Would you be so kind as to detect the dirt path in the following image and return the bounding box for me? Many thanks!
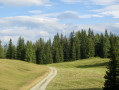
[30,67,57,90]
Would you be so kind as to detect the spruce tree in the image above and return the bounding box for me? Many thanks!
[75,32,81,60]
[24,41,36,63]
[99,30,111,58]
[16,37,25,60]
[7,39,13,59]
[59,34,64,62]
[94,33,100,57]
[104,30,111,58]
[12,45,17,59]
[87,38,95,57]
[99,33,105,58]
[36,38,45,64]
[55,47,60,63]
[80,30,88,58]
[59,44,64,62]
[63,36,69,61]
[87,29,95,57]
[52,34,61,63]
[103,35,119,89]
[3,44,8,58]
[45,39,53,64]
[69,31,76,60]
[0,40,4,58]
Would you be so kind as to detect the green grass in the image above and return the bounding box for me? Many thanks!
[47,57,109,90]
[0,59,50,90]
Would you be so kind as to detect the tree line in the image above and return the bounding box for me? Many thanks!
[0,29,117,64]
[0,28,119,89]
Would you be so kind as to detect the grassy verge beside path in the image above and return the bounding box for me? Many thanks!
[47,57,109,90]
[0,59,50,90]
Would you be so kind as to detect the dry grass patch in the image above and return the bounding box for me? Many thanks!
[0,59,50,90]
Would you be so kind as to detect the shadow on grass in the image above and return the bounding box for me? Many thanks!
[62,88,102,90]
[0,88,7,90]
[76,62,108,68]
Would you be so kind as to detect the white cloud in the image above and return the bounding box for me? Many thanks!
[100,11,119,18]
[0,0,50,6]
[0,28,50,44]
[0,15,63,44]
[0,15,119,44]
[61,0,119,6]
[29,10,42,14]
[61,0,81,4]
[92,4,119,18]
[57,11,103,19]
[90,0,118,5]
[57,11,79,19]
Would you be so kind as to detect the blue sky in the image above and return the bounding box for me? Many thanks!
[0,0,119,44]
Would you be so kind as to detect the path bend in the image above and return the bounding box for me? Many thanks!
[30,67,57,90]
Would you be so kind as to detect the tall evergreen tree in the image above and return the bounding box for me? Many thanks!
[59,44,64,62]
[63,36,69,61]
[69,31,76,60]
[44,39,53,64]
[24,41,36,63]
[12,45,17,59]
[0,40,4,58]
[16,37,25,60]
[59,34,64,62]
[104,30,111,58]
[36,38,45,64]
[99,33,105,58]
[94,33,100,57]
[103,35,119,89]
[7,39,13,59]
[75,32,80,60]
[80,30,88,58]
[87,29,95,57]
[3,44,8,58]
[52,33,61,63]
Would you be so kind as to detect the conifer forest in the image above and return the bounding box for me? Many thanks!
[0,29,119,89]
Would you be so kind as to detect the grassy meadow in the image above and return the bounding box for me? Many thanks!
[47,57,109,90]
[0,59,50,90]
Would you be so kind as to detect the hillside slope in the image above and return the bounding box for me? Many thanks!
[47,57,109,90]
[0,59,50,90]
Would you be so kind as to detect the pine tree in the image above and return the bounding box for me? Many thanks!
[24,41,36,63]
[0,40,4,58]
[63,36,69,61]
[36,38,45,64]
[44,39,53,64]
[52,33,61,63]
[104,30,111,58]
[69,31,76,60]
[80,30,88,58]
[72,41,76,60]
[99,33,105,58]
[12,45,17,59]
[59,44,64,62]
[7,39,13,59]
[103,35,119,90]
[94,33,100,57]
[3,44,8,58]
[75,31,81,60]
[16,37,25,60]
[87,29,95,57]
[59,34,64,62]
[87,38,95,57]
[55,47,60,63]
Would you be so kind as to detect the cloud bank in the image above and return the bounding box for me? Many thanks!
[0,0,50,6]
[0,15,119,44]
